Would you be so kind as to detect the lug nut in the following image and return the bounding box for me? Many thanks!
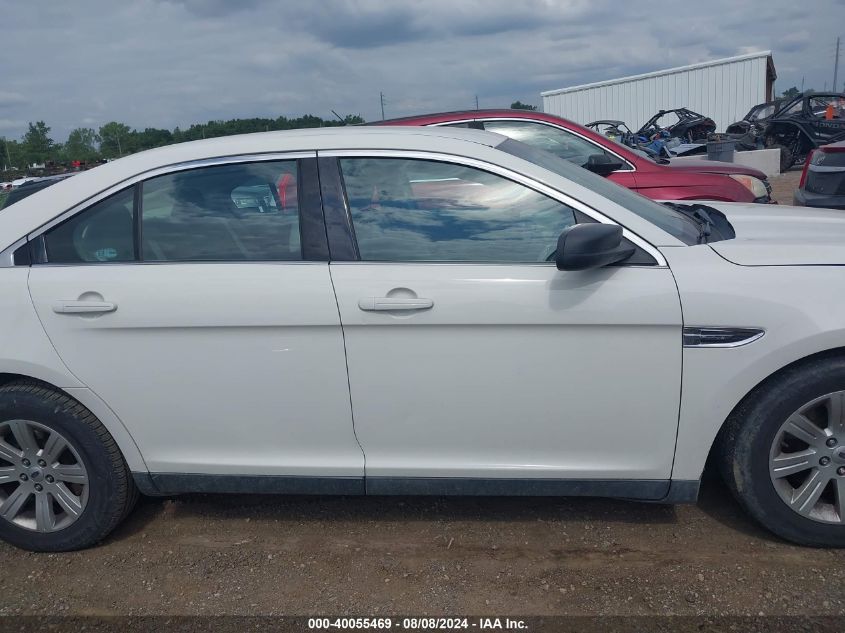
[820,457,831,466]
[838,467,845,476]
[37,459,46,468]
[45,475,54,483]
[827,438,838,447]
[34,484,43,492]
[21,459,30,467]
[19,474,28,481]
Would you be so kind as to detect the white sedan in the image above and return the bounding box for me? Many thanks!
[0,127,843,551]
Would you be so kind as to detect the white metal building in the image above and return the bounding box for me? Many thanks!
[541,51,776,133]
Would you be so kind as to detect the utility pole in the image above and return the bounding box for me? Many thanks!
[475,95,479,110]
[380,91,386,121]
[834,36,841,96]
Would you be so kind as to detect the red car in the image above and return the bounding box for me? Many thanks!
[377,109,773,203]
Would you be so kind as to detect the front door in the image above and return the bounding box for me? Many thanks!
[325,154,681,495]
[28,157,363,482]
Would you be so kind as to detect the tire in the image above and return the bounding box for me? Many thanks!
[719,357,845,547]
[0,380,137,551]
[771,143,794,171]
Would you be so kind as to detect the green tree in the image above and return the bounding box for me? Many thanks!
[781,86,801,99]
[22,121,54,165]
[133,127,174,152]
[0,137,16,170]
[63,128,100,162]
[510,101,537,111]
[98,122,132,158]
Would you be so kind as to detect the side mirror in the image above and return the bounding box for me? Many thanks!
[555,224,636,271]
[584,153,624,177]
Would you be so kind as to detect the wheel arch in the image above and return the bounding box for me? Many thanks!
[703,346,845,476]
[0,371,147,472]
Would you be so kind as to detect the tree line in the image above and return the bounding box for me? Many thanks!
[0,101,539,177]
[0,114,364,176]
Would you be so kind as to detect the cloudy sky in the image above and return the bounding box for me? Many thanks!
[1,0,842,141]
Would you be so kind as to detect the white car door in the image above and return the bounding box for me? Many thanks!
[27,156,364,488]
[320,153,682,497]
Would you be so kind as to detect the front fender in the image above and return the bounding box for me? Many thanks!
[663,247,845,481]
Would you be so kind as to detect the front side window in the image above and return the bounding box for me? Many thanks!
[481,120,619,169]
[340,157,577,262]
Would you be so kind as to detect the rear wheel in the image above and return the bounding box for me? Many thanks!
[0,381,137,551]
[720,357,845,547]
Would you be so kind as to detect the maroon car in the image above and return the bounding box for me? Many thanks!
[377,109,772,203]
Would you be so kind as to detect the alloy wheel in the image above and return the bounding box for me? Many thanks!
[769,392,845,523]
[0,420,89,532]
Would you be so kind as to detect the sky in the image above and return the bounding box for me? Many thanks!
[0,0,843,141]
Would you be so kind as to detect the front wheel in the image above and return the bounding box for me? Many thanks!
[0,381,137,551]
[720,357,845,547]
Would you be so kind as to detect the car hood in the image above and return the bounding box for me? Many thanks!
[699,203,845,265]
[666,159,766,179]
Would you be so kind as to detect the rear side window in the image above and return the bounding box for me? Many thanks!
[44,188,136,263]
[40,160,302,264]
[141,161,300,261]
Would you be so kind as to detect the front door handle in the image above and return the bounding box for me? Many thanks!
[52,300,117,315]
[358,297,434,312]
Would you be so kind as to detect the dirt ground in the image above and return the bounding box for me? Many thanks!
[0,473,843,617]
[0,166,840,621]
[768,167,802,204]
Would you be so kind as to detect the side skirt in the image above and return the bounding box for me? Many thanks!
[133,473,700,503]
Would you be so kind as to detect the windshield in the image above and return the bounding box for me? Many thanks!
[497,138,701,244]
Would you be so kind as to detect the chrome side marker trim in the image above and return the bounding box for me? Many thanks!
[683,327,765,348]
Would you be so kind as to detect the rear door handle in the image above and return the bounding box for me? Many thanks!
[358,297,434,311]
[52,300,117,315]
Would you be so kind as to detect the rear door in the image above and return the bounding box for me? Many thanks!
[320,152,682,496]
[27,156,364,484]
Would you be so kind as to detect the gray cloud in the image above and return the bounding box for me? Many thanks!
[0,0,839,141]
[0,92,28,108]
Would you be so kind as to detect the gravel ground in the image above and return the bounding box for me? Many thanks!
[0,165,839,621]
[0,473,843,617]
[768,167,802,204]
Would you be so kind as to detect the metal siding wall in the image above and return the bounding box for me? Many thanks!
[542,56,768,131]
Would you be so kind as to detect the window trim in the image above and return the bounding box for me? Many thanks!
[15,152,322,266]
[432,118,636,172]
[319,149,664,267]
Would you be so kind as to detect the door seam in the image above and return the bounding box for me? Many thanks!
[327,263,368,477]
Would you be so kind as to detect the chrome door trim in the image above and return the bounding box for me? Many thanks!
[320,149,666,267]
[430,118,636,172]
